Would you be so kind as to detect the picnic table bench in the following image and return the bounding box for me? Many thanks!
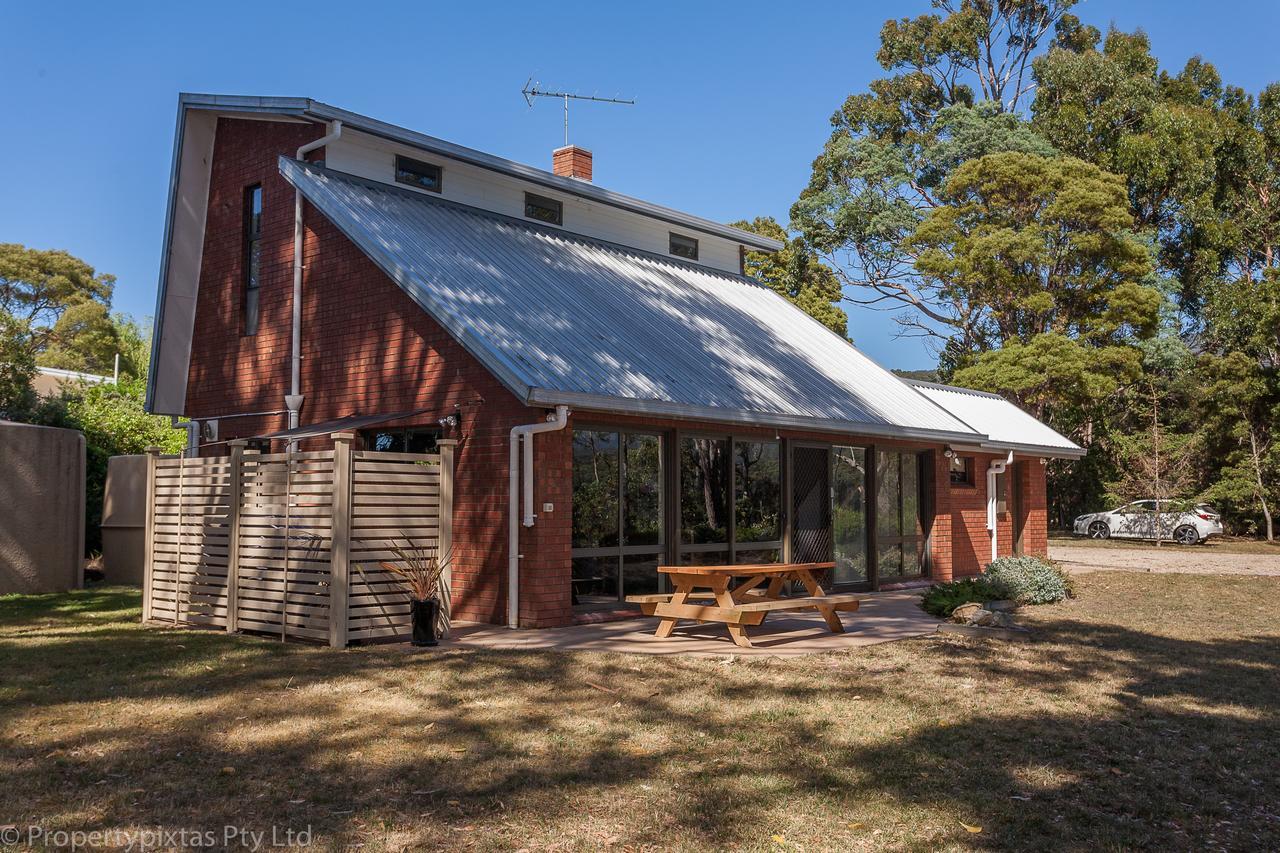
[625,562,861,648]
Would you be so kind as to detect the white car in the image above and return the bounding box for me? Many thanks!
[1073,500,1224,545]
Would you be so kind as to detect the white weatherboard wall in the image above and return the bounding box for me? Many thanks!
[324,128,746,274]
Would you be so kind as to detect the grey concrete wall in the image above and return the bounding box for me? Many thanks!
[0,421,85,594]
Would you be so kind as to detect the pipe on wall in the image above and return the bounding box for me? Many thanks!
[986,451,1014,563]
[289,120,343,433]
[508,405,570,628]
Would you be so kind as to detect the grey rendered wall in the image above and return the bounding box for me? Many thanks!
[0,421,85,593]
[101,455,147,585]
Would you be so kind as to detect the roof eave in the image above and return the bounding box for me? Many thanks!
[980,441,1087,460]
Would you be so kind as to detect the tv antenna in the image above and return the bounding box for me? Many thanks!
[522,78,635,146]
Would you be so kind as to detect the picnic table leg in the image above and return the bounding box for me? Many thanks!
[654,579,691,638]
[794,569,845,634]
[713,578,752,648]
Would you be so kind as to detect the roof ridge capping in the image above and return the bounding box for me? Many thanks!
[177,92,784,253]
[903,378,1007,400]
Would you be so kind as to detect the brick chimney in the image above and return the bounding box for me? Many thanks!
[552,145,593,181]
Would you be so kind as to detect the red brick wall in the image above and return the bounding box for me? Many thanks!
[1016,460,1049,558]
[183,117,571,626]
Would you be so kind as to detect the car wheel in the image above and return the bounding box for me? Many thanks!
[1087,521,1110,540]
[1173,525,1200,546]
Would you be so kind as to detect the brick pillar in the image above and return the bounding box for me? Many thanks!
[1018,459,1049,558]
[928,449,953,583]
[518,425,575,628]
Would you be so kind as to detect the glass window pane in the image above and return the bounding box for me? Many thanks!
[733,548,779,566]
[681,549,729,566]
[624,434,662,546]
[902,453,920,537]
[680,437,729,544]
[572,431,619,549]
[879,542,904,579]
[405,429,439,454]
[622,554,661,597]
[734,440,780,543]
[572,556,618,605]
[876,450,901,538]
[832,446,867,585]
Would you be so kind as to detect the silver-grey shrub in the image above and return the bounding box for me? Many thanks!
[982,555,1070,605]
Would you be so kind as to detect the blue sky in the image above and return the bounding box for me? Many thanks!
[3,0,1278,369]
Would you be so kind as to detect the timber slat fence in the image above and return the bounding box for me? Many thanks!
[142,432,456,647]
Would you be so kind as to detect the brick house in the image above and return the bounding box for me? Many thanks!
[146,94,1083,630]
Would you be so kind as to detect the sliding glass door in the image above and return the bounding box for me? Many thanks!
[832,446,868,585]
[571,430,663,608]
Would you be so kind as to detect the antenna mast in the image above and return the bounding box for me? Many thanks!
[522,78,635,146]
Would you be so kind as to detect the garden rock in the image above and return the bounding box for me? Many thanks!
[984,599,1017,612]
[951,602,985,623]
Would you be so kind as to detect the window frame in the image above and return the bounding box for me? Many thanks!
[570,428,667,605]
[523,192,563,226]
[360,425,442,455]
[669,232,699,261]
[394,154,443,193]
[676,431,783,565]
[948,454,974,486]
[242,184,263,337]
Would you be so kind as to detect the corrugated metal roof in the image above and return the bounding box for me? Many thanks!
[906,380,1084,458]
[281,158,984,442]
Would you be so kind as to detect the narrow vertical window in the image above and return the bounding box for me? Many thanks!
[243,185,262,336]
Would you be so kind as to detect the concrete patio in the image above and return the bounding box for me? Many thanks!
[442,590,940,658]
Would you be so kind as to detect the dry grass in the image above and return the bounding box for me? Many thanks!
[1050,533,1280,556]
[1,574,1278,851]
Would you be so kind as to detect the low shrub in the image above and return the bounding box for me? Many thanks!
[982,555,1072,605]
[921,577,1005,618]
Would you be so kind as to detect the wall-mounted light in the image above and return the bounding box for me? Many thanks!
[1039,457,1048,466]
[943,446,955,459]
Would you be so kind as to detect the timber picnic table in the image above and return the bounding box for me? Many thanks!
[625,562,862,648]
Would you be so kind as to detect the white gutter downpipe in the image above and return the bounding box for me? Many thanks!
[170,416,199,457]
[508,405,570,628]
[289,120,342,432]
[986,451,1014,563]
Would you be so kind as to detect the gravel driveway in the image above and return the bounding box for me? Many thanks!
[1050,542,1280,576]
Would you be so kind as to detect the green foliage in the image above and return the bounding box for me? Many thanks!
[910,150,1157,358]
[982,555,1072,604]
[0,243,117,371]
[34,378,185,553]
[731,217,847,336]
[0,311,37,416]
[921,576,1005,618]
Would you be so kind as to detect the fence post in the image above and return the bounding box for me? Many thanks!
[437,438,457,637]
[329,432,355,649]
[141,446,161,622]
[225,440,247,633]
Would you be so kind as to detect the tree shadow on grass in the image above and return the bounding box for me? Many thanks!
[1,587,1277,849]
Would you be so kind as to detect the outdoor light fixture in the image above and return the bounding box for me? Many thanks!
[437,414,458,429]
[944,447,955,458]
[1040,457,1048,465]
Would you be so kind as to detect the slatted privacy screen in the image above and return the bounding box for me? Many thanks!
[142,434,455,648]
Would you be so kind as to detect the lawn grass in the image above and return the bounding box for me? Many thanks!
[1,574,1278,851]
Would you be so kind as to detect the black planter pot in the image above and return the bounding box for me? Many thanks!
[410,597,440,647]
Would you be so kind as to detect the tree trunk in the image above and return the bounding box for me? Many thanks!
[1248,427,1274,542]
